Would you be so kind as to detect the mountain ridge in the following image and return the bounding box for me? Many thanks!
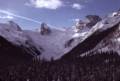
[0,10,120,61]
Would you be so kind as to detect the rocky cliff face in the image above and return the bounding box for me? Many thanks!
[61,15,120,60]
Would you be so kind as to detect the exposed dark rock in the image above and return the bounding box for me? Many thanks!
[61,22,120,60]
[40,23,51,35]
[8,21,22,31]
[65,38,74,48]
[86,15,102,28]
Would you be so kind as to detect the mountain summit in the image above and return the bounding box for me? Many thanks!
[62,10,120,60]
[0,10,120,62]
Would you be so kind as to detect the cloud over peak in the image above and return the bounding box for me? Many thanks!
[26,0,63,10]
[72,3,83,10]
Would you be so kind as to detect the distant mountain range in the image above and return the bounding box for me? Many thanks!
[0,10,120,66]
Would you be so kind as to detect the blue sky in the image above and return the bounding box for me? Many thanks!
[0,0,120,30]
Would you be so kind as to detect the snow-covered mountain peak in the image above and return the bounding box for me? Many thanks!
[0,21,75,60]
[8,21,22,31]
[82,15,120,41]
[0,21,42,56]
[79,15,120,57]
[36,22,67,36]
[1,10,120,60]
[108,10,120,17]
[0,22,27,45]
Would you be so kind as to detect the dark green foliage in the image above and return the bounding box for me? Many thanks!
[0,51,120,81]
[0,36,33,68]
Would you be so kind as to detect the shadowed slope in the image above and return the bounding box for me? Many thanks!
[0,36,33,68]
[61,22,120,60]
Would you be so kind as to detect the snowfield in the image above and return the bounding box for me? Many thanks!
[0,11,120,60]
[80,15,120,57]
[0,21,89,60]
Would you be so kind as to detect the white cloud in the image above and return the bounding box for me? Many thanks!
[0,9,56,28]
[26,0,63,10]
[0,15,14,20]
[0,9,42,24]
[74,18,80,22]
[70,18,80,22]
[72,3,83,10]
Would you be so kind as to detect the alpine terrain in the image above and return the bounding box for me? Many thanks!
[0,9,120,81]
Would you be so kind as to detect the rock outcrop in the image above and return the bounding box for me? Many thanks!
[40,23,51,35]
[86,15,102,28]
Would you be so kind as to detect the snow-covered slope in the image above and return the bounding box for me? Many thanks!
[0,22,27,45]
[24,29,70,60]
[24,24,91,60]
[0,21,89,60]
[61,12,120,59]
[80,15,120,56]
[0,20,92,60]
[2,11,120,60]
[0,21,41,56]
